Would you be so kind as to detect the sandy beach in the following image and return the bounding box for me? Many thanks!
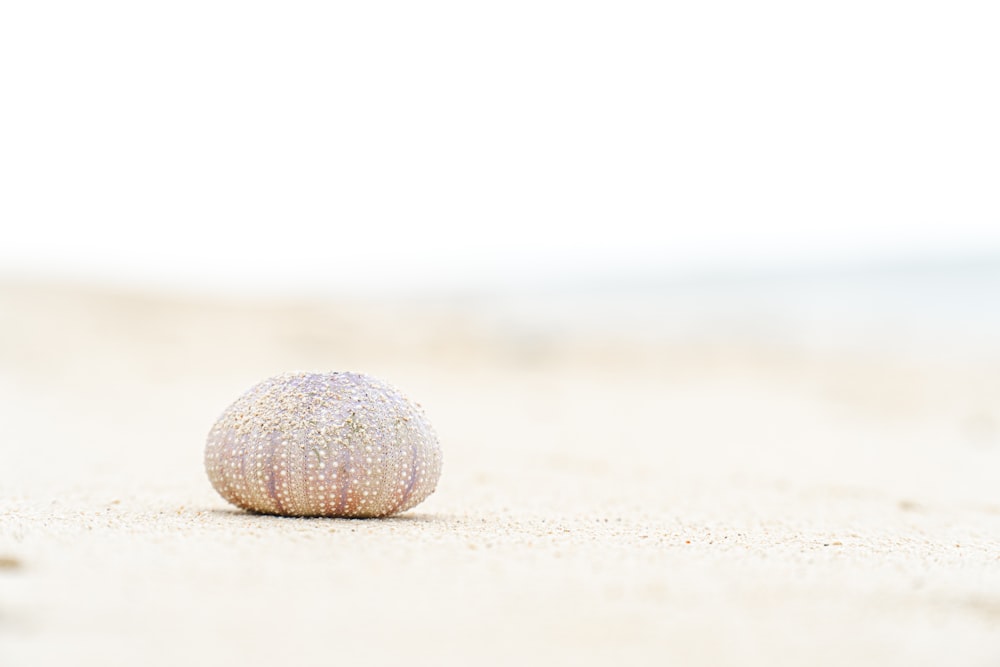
[3,0,999,662]
[1,278,999,666]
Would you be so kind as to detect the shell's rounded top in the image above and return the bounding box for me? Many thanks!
[205,371,442,518]
[212,370,428,435]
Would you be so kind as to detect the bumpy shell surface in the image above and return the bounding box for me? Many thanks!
[205,372,442,517]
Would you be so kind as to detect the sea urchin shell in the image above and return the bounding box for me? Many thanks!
[205,372,442,518]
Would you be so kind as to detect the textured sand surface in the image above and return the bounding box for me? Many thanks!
[1,281,999,666]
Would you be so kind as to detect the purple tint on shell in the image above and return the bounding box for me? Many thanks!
[204,372,442,518]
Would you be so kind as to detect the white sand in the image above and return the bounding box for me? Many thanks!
[1,281,999,666]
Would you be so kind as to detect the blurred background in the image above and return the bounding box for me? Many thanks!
[2,1,999,295]
[2,1,998,359]
[2,2,1000,666]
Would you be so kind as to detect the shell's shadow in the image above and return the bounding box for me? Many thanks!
[205,507,446,524]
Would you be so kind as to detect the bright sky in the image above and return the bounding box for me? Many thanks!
[1,1,998,295]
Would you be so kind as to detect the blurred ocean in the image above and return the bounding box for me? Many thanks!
[2,255,997,367]
[472,257,1000,364]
